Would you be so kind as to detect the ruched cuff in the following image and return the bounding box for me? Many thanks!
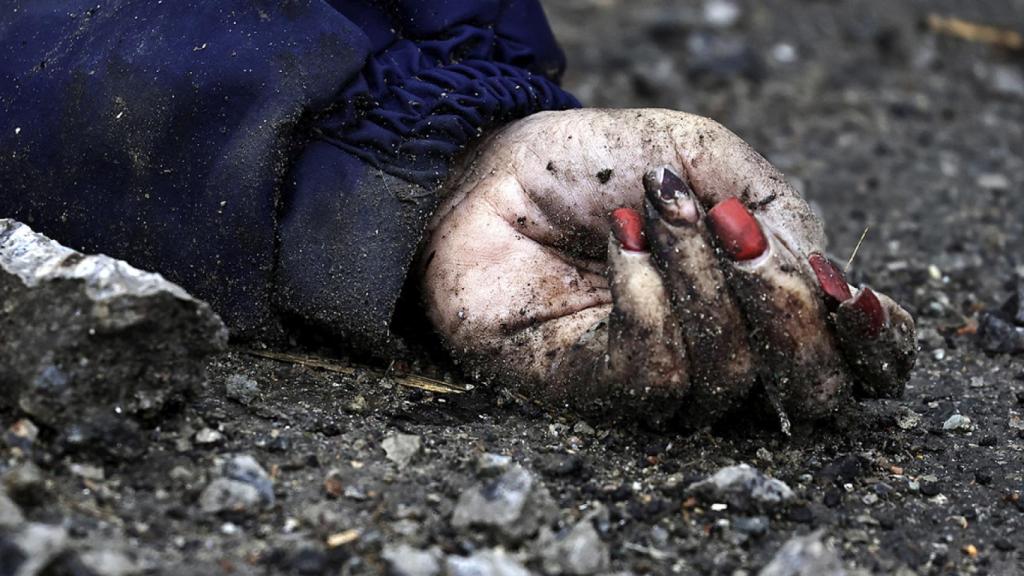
[315,23,581,189]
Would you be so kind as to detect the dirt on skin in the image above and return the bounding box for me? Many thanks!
[3,0,1024,574]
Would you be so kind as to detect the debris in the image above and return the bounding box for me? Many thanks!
[686,464,795,512]
[382,544,442,576]
[0,522,69,576]
[446,549,531,576]
[758,530,846,576]
[538,520,611,575]
[703,0,741,28]
[896,408,922,430]
[382,432,422,469]
[323,469,345,498]
[476,453,513,477]
[325,529,360,548]
[0,488,24,529]
[942,414,973,432]
[79,548,140,576]
[199,454,274,515]
[224,374,261,405]
[0,219,228,450]
[4,418,39,452]
[451,465,557,541]
[195,428,224,445]
[2,461,46,506]
[926,14,1022,50]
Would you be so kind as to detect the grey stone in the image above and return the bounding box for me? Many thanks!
[382,432,422,469]
[686,464,795,512]
[381,544,442,576]
[225,374,260,405]
[476,453,513,477]
[2,461,45,506]
[758,530,846,576]
[78,548,140,576]
[0,522,69,576]
[223,454,274,505]
[445,549,532,576]
[0,488,24,529]
[199,453,274,515]
[199,478,262,515]
[539,521,610,575]
[0,219,228,454]
[451,466,557,542]
[942,414,973,432]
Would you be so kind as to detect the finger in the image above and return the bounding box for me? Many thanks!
[641,166,756,423]
[706,198,851,421]
[807,255,917,398]
[600,208,690,424]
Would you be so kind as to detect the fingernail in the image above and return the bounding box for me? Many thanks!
[706,198,768,261]
[610,207,647,252]
[848,287,886,338]
[809,252,853,307]
[643,167,699,225]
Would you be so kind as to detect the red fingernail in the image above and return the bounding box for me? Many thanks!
[850,287,886,338]
[809,252,853,307]
[611,207,647,252]
[706,198,767,261]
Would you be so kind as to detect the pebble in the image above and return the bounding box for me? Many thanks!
[194,427,224,445]
[901,405,925,428]
[0,522,69,576]
[224,374,260,405]
[758,530,846,576]
[4,418,39,451]
[978,312,1024,354]
[78,548,139,576]
[323,469,344,498]
[345,394,368,414]
[382,432,422,469]
[538,520,611,575]
[446,549,531,576]
[476,453,513,477]
[733,516,769,537]
[199,454,274,514]
[703,0,741,28]
[942,414,973,432]
[2,461,46,506]
[382,544,442,576]
[686,464,795,512]
[0,487,25,529]
[451,465,557,541]
[224,454,274,504]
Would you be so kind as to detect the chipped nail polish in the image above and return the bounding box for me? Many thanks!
[610,207,647,252]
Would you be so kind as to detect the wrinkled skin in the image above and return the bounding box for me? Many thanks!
[418,109,916,428]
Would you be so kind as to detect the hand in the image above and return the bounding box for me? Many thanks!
[418,109,916,428]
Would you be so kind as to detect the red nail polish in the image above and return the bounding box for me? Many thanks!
[849,287,886,338]
[706,198,767,261]
[611,207,647,252]
[809,253,853,307]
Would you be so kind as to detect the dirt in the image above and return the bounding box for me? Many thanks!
[3,0,1024,574]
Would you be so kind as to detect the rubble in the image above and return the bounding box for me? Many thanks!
[382,432,423,469]
[199,454,274,515]
[381,544,442,576]
[451,465,557,542]
[538,520,611,575]
[758,530,847,576]
[445,549,532,576]
[686,464,795,512]
[0,219,228,453]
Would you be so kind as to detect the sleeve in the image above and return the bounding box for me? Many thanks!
[0,0,580,350]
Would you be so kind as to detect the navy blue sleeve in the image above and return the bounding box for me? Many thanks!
[0,1,579,348]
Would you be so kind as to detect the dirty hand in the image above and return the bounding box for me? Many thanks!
[419,109,916,427]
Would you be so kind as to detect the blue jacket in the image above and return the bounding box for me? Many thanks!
[0,0,578,349]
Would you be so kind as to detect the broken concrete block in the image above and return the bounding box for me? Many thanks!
[0,219,228,453]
